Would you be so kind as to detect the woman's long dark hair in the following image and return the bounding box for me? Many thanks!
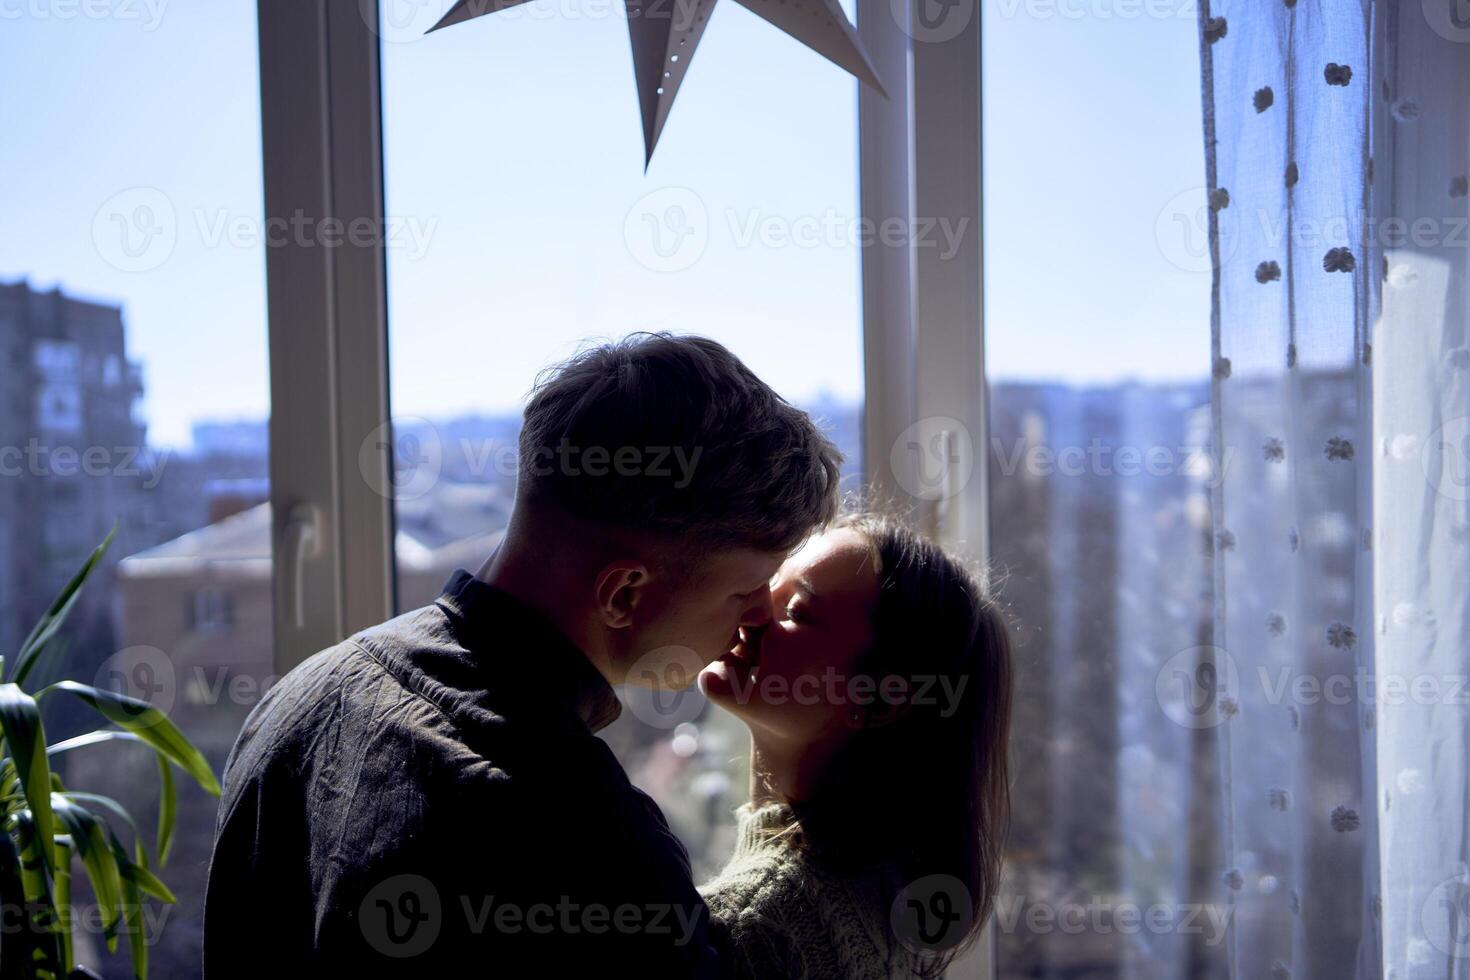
[782,513,1014,977]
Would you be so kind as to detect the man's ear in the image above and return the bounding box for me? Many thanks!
[594,561,651,629]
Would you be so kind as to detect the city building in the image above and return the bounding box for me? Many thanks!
[0,280,145,658]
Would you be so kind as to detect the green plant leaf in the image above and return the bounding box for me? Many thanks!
[156,751,176,867]
[107,825,168,979]
[54,837,75,976]
[11,526,116,688]
[56,790,173,898]
[50,796,122,950]
[46,729,185,869]
[0,684,55,877]
[107,829,175,904]
[46,730,144,757]
[57,792,140,843]
[118,861,148,980]
[123,860,174,906]
[37,682,220,797]
[0,817,52,980]
[0,757,17,811]
[7,810,62,976]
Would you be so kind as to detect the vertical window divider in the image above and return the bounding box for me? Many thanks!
[910,0,988,567]
[859,0,919,511]
[257,0,395,673]
[859,0,993,972]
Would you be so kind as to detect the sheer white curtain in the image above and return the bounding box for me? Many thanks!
[1373,3,1470,978]
[1199,1,1468,978]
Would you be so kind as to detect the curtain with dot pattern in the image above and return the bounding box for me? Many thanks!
[1198,1,1469,978]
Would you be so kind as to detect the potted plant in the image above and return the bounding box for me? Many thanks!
[0,529,219,979]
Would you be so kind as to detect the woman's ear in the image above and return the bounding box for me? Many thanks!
[594,561,650,629]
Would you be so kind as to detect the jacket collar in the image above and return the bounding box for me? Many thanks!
[433,569,622,733]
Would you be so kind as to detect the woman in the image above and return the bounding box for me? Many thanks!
[698,513,1014,980]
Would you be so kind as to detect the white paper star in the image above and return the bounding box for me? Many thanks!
[429,0,886,166]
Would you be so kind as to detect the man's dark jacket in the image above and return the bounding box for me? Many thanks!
[203,569,723,976]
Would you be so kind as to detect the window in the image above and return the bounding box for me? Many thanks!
[981,4,1220,976]
[379,0,865,880]
[1,2,1241,976]
[1,6,270,976]
[188,587,235,633]
[32,338,82,379]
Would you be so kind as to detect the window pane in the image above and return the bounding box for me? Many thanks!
[380,0,863,881]
[981,6,1225,977]
[1,7,268,977]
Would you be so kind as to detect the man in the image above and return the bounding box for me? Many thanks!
[203,333,842,975]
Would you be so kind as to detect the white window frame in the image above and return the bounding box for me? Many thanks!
[858,0,987,559]
[257,0,991,972]
[258,0,396,670]
[858,0,991,972]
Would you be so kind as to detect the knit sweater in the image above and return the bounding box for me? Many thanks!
[699,801,905,980]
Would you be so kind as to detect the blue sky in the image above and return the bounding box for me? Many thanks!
[0,0,1206,449]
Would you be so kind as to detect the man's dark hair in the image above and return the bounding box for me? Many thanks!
[517,333,842,554]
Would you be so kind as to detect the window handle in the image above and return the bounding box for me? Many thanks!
[281,502,322,630]
[935,428,958,538]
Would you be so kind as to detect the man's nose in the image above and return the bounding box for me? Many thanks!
[738,589,773,628]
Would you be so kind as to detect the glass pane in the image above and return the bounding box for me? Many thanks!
[380,1,864,882]
[1,7,268,977]
[981,6,1226,978]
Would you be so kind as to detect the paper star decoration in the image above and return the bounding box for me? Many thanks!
[429,0,886,166]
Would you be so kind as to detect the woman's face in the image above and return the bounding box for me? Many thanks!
[699,528,881,742]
